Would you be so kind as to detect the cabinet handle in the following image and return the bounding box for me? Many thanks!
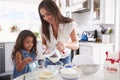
[0,46,4,49]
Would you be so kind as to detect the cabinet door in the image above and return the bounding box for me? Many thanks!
[0,44,5,73]
[79,45,92,56]
[91,0,115,24]
[99,46,114,65]
[5,42,15,72]
[93,45,114,65]
[92,47,101,64]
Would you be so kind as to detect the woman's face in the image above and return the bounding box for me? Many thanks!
[40,8,54,24]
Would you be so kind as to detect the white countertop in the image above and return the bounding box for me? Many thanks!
[0,40,41,43]
[13,67,104,80]
[79,42,114,47]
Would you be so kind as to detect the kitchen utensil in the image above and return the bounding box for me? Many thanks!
[43,48,61,63]
[47,61,63,74]
[29,60,38,71]
[72,55,95,66]
[38,59,45,68]
[81,31,88,41]
[77,64,100,75]
[23,75,25,80]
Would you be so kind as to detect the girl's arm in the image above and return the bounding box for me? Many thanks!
[15,51,32,71]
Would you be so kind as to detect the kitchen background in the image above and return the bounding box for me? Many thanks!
[0,0,120,79]
[0,0,116,43]
[0,0,41,42]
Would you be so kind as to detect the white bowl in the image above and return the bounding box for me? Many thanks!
[78,64,100,75]
[60,68,80,80]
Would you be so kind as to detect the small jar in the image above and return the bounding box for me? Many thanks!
[38,59,45,68]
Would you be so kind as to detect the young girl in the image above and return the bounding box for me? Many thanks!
[11,30,38,78]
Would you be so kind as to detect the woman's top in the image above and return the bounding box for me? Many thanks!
[13,49,37,78]
[42,21,77,58]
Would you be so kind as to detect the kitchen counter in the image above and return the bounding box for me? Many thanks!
[78,42,114,65]
[0,41,15,43]
[13,67,104,80]
[79,42,114,47]
[0,40,41,43]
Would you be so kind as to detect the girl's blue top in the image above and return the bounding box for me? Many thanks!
[13,49,37,79]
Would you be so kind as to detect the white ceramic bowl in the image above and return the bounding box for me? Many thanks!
[78,64,100,75]
[60,68,80,80]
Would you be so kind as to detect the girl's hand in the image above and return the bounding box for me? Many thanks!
[56,41,66,52]
[23,57,33,64]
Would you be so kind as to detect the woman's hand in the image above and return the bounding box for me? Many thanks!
[56,41,66,52]
[42,46,51,55]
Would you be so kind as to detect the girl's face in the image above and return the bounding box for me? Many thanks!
[40,8,54,24]
[23,36,34,52]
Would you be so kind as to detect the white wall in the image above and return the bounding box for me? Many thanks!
[72,11,115,43]
[72,12,101,34]
[115,0,120,51]
[0,1,41,42]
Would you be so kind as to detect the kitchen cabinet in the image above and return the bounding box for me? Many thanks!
[115,0,120,51]
[0,43,5,73]
[91,0,115,24]
[56,0,91,27]
[54,0,91,17]
[79,42,114,65]
[53,0,66,16]
[65,0,90,13]
[5,42,15,72]
[79,45,92,56]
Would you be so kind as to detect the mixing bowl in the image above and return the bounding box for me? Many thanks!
[59,67,80,80]
[78,64,100,75]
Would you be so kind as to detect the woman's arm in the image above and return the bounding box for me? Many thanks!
[41,35,51,54]
[66,29,79,50]
[41,35,47,46]
[57,29,79,51]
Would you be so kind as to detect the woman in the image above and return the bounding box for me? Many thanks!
[38,0,79,66]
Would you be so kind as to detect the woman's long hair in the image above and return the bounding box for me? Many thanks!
[11,30,37,63]
[38,0,73,41]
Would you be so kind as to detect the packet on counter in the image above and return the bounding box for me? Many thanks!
[39,70,54,79]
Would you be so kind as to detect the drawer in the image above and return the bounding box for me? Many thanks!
[79,45,92,56]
